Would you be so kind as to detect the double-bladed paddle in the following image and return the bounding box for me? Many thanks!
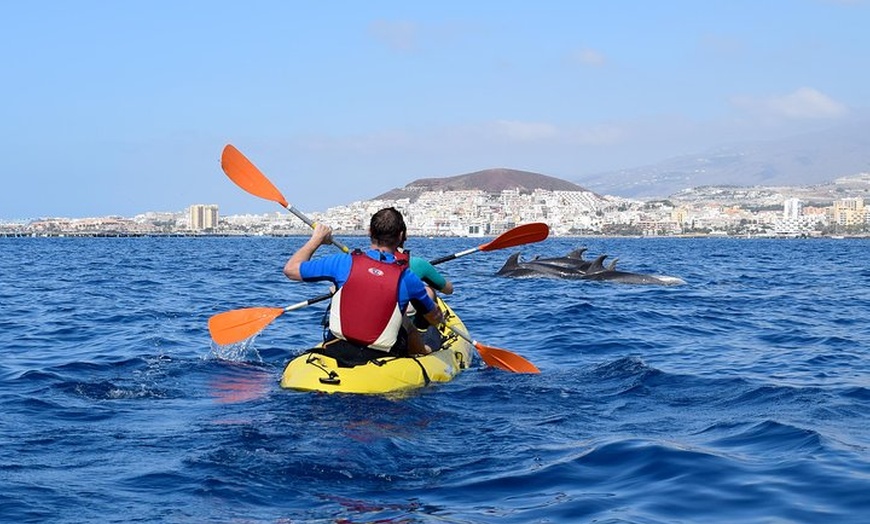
[211,144,547,373]
[207,225,545,372]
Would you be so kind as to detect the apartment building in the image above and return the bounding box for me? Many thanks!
[189,204,219,231]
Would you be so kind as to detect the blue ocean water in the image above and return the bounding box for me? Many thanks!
[1,236,869,523]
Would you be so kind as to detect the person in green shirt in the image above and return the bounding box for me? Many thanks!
[409,256,454,298]
[397,237,454,353]
[404,255,454,352]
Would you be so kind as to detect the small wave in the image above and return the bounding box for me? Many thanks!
[728,383,818,408]
[707,419,825,455]
[15,368,64,383]
[592,356,656,380]
[842,386,870,401]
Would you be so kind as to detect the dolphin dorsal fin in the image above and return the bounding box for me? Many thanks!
[607,257,619,270]
[587,254,608,274]
[504,252,522,267]
[496,252,523,275]
[567,248,587,260]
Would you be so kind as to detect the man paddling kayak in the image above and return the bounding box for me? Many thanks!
[283,207,443,362]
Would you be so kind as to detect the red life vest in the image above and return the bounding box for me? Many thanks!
[329,250,408,350]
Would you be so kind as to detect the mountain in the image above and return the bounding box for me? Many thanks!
[577,119,870,198]
[374,168,592,202]
[670,172,870,207]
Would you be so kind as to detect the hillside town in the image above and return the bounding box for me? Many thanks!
[3,173,869,238]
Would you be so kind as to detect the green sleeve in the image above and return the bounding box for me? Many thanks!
[409,256,448,291]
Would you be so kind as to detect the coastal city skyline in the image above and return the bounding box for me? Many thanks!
[4,172,868,238]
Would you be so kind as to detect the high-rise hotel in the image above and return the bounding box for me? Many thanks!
[830,197,866,227]
[189,204,219,231]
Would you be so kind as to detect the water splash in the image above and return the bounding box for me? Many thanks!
[207,336,263,363]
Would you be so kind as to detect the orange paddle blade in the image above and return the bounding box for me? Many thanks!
[208,307,286,345]
[445,323,539,374]
[220,144,289,208]
[475,342,541,374]
[429,223,550,266]
[481,222,549,252]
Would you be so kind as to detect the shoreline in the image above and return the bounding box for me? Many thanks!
[2,232,867,240]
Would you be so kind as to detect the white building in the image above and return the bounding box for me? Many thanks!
[189,204,219,231]
[783,198,802,220]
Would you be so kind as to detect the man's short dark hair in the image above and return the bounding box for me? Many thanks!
[369,207,407,247]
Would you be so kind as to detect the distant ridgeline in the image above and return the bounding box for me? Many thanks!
[580,118,870,199]
[374,168,598,202]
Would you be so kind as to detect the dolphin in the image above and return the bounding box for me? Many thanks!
[496,249,686,285]
[496,252,588,279]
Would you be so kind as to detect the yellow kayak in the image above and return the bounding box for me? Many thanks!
[279,299,474,394]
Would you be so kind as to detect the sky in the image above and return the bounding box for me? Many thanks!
[2,0,868,220]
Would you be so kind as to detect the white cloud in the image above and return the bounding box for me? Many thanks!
[570,47,606,67]
[492,120,559,141]
[818,0,867,5]
[769,87,848,118]
[566,124,625,146]
[297,119,626,154]
[492,120,624,146]
[699,33,745,57]
[369,20,419,52]
[730,87,848,120]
